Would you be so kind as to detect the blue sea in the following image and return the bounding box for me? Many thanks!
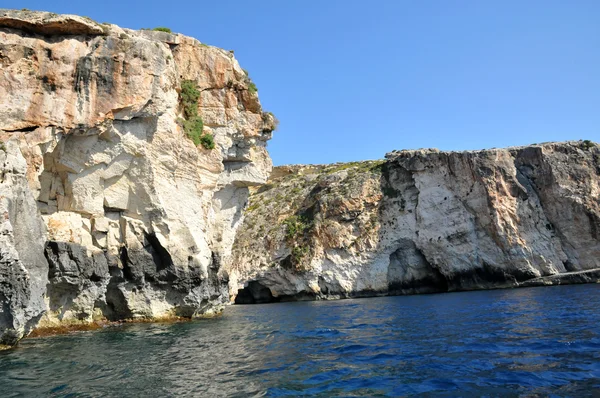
[2,284,600,397]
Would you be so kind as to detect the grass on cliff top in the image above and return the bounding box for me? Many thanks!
[321,160,385,175]
[242,69,258,95]
[139,27,174,33]
[179,80,214,149]
[582,140,596,150]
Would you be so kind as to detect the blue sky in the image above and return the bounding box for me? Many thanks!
[5,1,599,165]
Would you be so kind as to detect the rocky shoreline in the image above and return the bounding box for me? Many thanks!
[0,9,598,347]
[14,270,600,346]
[229,142,600,304]
[0,8,274,345]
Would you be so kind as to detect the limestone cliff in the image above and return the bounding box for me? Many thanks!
[229,141,600,303]
[1,9,599,347]
[0,9,274,343]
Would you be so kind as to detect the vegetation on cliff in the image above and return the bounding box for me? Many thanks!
[236,161,385,272]
[242,69,258,95]
[230,142,600,304]
[0,8,275,344]
[179,80,215,149]
[283,215,313,266]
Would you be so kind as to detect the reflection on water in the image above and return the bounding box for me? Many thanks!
[2,284,600,396]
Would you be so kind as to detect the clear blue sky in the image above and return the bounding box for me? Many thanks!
[6,1,599,165]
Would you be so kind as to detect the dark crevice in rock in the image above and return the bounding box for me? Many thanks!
[445,261,537,291]
[387,240,449,294]
[210,251,221,271]
[587,211,599,240]
[234,281,278,304]
[119,247,137,283]
[103,279,133,321]
[103,205,124,214]
[318,276,329,295]
[0,293,14,336]
[279,255,293,270]
[235,280,319,304]
[278,291,317,302]
[563,260,577,273]
[222,158,251,165]
[40,75,57,92]
[44,241,111,320]
[74,55,93,110]
[1,125,39,133]
[144,232,173,272]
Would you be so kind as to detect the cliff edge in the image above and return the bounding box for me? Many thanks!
[1,9,599,346]
[0,9,274,344]
[229,141,600,303]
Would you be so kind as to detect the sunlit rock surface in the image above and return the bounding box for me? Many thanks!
[229,142,600,303]
[0,9,274,342]
[1,9,599,346]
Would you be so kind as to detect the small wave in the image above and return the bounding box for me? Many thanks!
[333,344,368,354]
[2,284,600,396]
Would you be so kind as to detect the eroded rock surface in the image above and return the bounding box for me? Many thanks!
[229,142,600,302]
[0,141,48,344]
[0,9,274,340]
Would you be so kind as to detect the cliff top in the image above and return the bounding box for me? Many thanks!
[273,140,597,176]
[385,140,597,159]
[0,8,106,35]
[0,9,219,49]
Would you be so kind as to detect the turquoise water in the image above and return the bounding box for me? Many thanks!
[2,284,600,397]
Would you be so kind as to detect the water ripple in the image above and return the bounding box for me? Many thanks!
[2,284,600,396]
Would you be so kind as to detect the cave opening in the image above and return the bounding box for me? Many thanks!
[234,281,280,304]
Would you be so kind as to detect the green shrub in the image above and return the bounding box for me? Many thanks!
[179,80,214,150]
[247,81,258,95]
[291,245,309,264]
[241,69,258,95]
[180,80,201,117]
[283,215,311,242]
[181,116,203,145]
[153,27,172,33]
[582,140,595,150]
[199,133,215,150]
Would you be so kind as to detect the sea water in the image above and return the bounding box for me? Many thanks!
[1,284,600,396]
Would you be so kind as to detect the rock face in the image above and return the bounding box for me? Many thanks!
[0,141,48,344]
[0,9,274,341]
[1,9,598,345]
[229,142,600,303]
